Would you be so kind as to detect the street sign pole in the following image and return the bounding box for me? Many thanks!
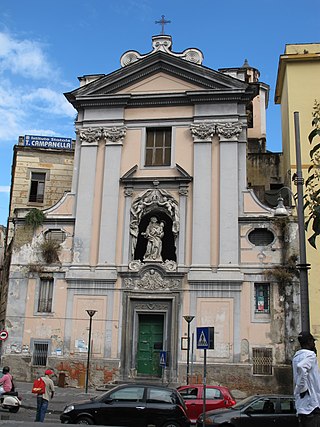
[196,326,214,427]
[159,351,167,384]
[202,348,207,427]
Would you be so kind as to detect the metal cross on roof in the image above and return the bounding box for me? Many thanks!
[155,15,171,35]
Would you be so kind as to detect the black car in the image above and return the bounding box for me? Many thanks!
[196,394,298,427]
[60,383,190,426]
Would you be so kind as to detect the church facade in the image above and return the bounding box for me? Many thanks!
[2,35,299,392]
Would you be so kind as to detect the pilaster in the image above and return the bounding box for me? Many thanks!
[98,126,126,266]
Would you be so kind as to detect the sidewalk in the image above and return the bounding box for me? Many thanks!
[15,381,105,414]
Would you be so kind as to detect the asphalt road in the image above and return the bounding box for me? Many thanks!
[0,380,106,425]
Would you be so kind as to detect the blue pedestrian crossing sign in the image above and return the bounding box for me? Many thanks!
[196,327,214,349]
[159,351,167,367]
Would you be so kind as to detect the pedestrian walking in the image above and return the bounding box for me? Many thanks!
[292,331,320,426]
[35,369,55,422]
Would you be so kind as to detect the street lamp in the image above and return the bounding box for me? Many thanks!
[85,309,97,393]
[273,114,311,334]
[183,315,195,385]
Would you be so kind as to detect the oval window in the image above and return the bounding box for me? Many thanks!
[248,228,274,246]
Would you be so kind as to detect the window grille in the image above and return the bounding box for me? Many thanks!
[29,172,46,203]
[254,283,270,313]
[45,229,66,244]
[145,128,171,166]
[252,347,273,375]
[38,278,53,312]
[248,228,274,246]
[32,341,49,366]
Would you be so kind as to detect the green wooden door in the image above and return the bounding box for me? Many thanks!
[136,314,163,376]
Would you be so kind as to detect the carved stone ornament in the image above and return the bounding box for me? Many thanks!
[120,35,203,67]
[79,127,126,144]
[190,122,215,141]
[216,122,242,139]
[130,188,180,259]
[128,260,144,272]
[79,128,103,144]
[134,303,169,311]
[128,260,177,272]
[124,188,134,197]
[124,270,180,291]
[104,126,126,143]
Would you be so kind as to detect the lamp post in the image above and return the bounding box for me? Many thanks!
[294,111,310,333]
[85,309,97,393]
[183,315,195,385]
[273,113,311,334]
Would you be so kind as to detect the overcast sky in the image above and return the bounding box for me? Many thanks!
[0,0,319,225]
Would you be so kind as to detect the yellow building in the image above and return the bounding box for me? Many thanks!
[275,43,320,337]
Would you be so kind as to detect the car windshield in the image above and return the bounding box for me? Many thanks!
[231,396,262,410]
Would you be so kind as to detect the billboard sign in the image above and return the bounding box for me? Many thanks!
[24,135,72,150]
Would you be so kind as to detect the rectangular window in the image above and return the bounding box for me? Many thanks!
[145,128,171,166]
[38,278,53,313]
[32,341,49,366]
[254,283,270,313]
[29,172,46,203]
[252,347,273,375]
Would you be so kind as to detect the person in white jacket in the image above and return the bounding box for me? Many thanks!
[292,331,320,426]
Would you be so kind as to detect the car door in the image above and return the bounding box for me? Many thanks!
[178,386,200,422]
[275,397,299,427]
[241,397,278,427]
[145,387,181,427]
[95,385,147,426]
[204,387,227,412]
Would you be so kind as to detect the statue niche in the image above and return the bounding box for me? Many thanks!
[130,189,179,263]
[142,216,164,262]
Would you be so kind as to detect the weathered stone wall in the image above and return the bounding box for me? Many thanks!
[2,353,292,395]
[1,354,120,389]
[247,152,284,205]
[10,145,74,218]
[178,363,293,395]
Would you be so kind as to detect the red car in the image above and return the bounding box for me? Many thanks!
[177,384,236,424]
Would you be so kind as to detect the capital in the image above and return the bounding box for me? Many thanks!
[190,122,215,142]
[216,122,242,140]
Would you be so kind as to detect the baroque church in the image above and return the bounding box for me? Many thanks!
[2,33,299,392]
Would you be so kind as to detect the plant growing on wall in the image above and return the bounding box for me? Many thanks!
[304,100,320,248]
[264,254,299,289]
[25,208,46,229]
[40,239,61,264]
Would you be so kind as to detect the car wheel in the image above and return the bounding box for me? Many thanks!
[162,422,181,427]
[9,407,19,413]
[76,416,94,425]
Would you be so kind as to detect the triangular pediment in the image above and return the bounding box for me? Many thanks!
[65,51,257,108]
[120,164,192,185]
[117,72,204,94]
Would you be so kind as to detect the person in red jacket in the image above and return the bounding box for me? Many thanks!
[35,369,55,422]
[0,366,13,395]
